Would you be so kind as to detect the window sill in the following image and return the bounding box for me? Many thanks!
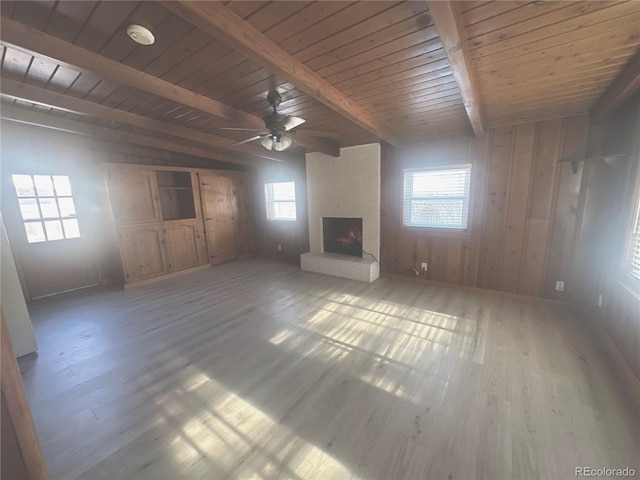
[616,274,640,302]
[402,225,473,239]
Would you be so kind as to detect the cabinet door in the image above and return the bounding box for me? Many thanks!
[164,220,207,272]
[106,167,160,224]
[200,174,237,266]
[119,225,167,283]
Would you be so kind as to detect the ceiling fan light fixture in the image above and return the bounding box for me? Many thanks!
[127,24,155,46]
[261,133,292,152]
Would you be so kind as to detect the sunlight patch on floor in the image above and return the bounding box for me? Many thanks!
[158,373,353,479]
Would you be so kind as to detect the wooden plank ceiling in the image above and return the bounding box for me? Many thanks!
[0,1,639,164]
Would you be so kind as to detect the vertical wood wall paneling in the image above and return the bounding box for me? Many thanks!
[463,131,492,286]
[251,159,309,264]
[543,115,590,300]
[499,123,536,293]
[518,118,564,297]
[571,96,640,380]
[379,114,606,300]
[478,126,514,290]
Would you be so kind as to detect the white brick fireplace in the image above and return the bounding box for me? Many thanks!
[301,143,380,282]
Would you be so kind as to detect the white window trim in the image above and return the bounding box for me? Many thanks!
[265,181,297,222]
[12,174,81,243]
[402,164,472,230]
[627,182,640,282]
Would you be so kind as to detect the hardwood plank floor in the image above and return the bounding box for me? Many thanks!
[18,259,639,480]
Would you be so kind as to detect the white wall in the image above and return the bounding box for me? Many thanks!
[306,143,381,259]
[1,216,37,357]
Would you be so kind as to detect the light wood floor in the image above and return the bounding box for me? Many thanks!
[19,259,639,480]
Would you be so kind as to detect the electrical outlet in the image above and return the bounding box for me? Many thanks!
[555,281,565,292]
[597,293,603,308]
[277,244,282,251]
[421,262,428,272]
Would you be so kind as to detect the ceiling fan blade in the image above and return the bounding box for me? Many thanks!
[288,128,339,140]
[233,134,268,146]
[282,116,306,131]
[220,127,266,132]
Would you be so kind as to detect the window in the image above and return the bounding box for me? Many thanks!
[629,192,640,281]
[403,164,471,229]
[265,181,296,221]
[12,174,81,243]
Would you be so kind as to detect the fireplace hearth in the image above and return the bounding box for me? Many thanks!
[323,217,363,258]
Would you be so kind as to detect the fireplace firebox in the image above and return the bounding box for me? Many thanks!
[323,217,363,258]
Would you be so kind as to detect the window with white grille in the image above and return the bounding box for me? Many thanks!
[265,181,296,221]
[629,193,640,280]
[12,174,81,243]
[403,165,471,229]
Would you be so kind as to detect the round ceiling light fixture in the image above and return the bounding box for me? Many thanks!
[126,24,155,46]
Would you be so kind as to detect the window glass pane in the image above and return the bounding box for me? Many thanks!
[24,222,46,243]
[12,174,35,197]
[408,199,466,228]
[39,198,60,219]
[44,220,64,241]
[403,165,471,229]
[53,176,72,196]
[62,218,81,239]
[18,198,41,220]
[412,169,468,197]
[33,175,55,196]
[273,202,297,221]
[57,197,77,218]
[265,181,297,221]
[272,182,295,201]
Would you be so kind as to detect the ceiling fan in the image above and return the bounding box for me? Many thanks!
[222,92,335,152]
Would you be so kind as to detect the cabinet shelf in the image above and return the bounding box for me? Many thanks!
[156,171,196,221]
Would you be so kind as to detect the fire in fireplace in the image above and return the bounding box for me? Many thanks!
[323,217,363,258]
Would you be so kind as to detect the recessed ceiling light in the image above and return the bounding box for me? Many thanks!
[126,24,155,46]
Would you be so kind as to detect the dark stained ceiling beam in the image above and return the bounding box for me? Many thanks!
[591,49,640,124]
[0,16,337,157]
[160,1,403,147]
[0,105,257,167]
[425,1,486,138]
[0,79,298,163]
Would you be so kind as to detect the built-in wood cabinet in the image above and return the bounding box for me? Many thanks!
[105,164,250,286]
[164,220,207,272]
[107,167,161,224]
[200,173,237,266]
[119,224,167,283]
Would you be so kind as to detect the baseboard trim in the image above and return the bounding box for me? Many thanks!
[382,272,569,306]
[124,264,211,289]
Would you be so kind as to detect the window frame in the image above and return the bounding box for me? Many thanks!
[625,167,640,285]
[11,174,81,243]
[402,164,473,232]
[264,180,297,222]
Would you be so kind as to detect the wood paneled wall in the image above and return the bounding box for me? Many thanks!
[251,160,309,264]
[381,115,590,299]
[571,96,640,380]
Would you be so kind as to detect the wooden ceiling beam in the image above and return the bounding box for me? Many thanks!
[160,1,403,147]
[0,17,336,157]
[591,49,640,123]
[0,79,298,163]
[0,105,257,167]
[425,1,486,138]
